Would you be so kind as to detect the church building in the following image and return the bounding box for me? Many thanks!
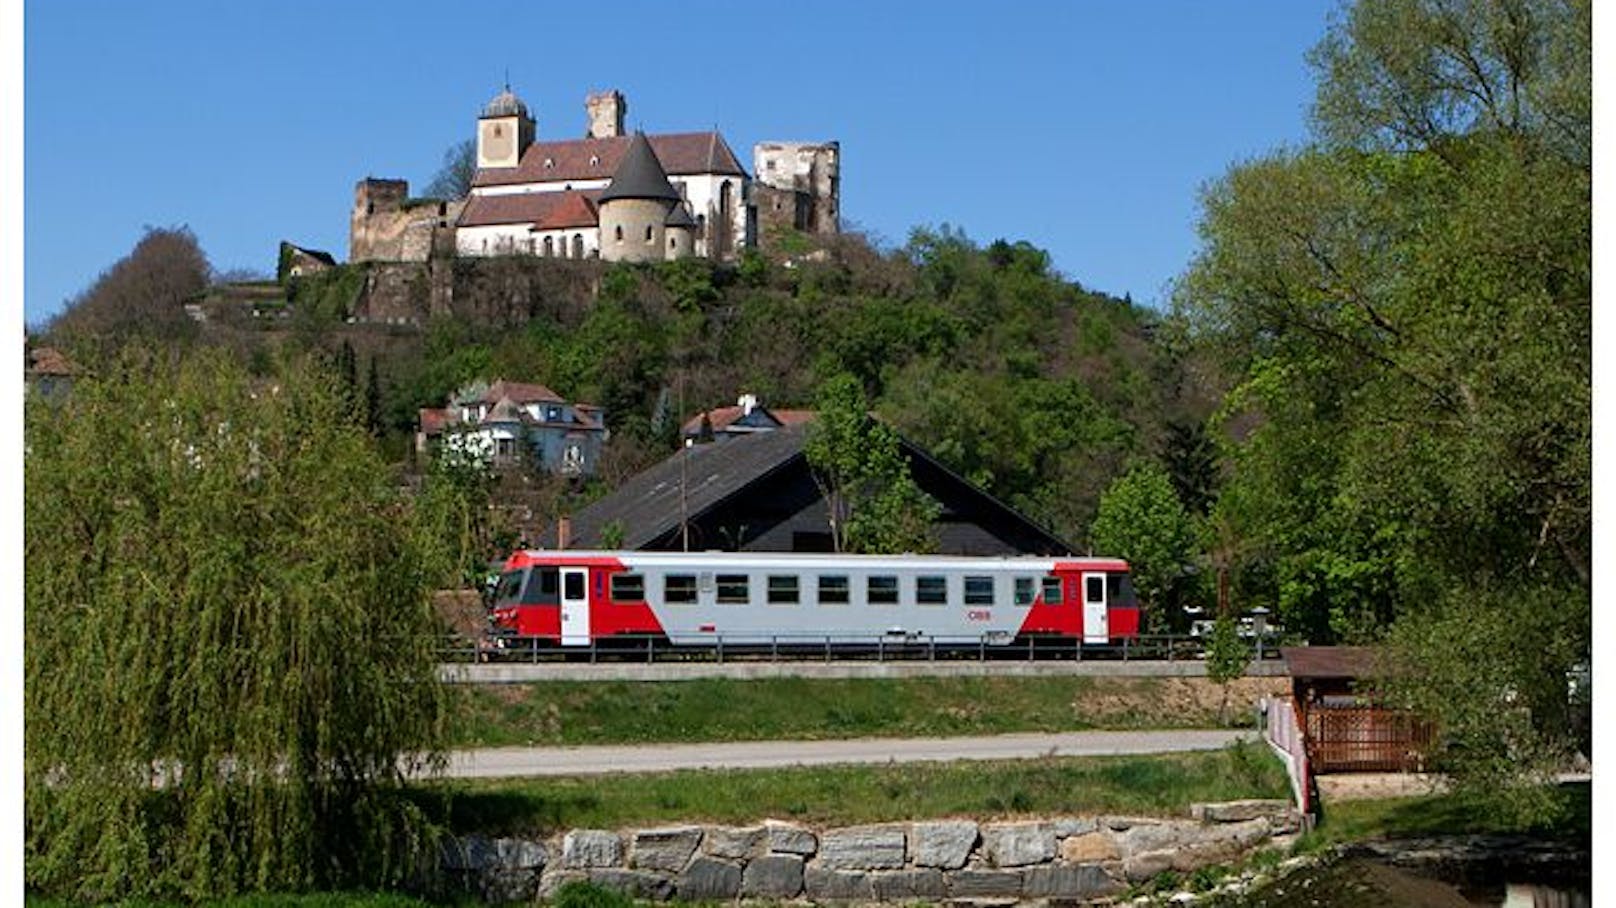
[455,88,751,263]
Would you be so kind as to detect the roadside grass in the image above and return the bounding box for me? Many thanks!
[412,740,1289,835]
[25,895,450,908]
[445,675,1268,747]
[1301,781,1591,851]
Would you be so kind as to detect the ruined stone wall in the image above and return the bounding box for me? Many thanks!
[351,178,464,263]
[753,141,840,237]
[438,801,1301,904]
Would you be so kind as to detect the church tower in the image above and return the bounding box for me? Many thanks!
[477,85,535,169]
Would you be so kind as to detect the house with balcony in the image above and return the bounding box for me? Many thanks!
[417,379,606,477]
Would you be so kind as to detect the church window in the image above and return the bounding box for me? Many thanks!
[645,225,654,243]
[573,234,584,257]
[543,236,554,256]
[614,225,623,243]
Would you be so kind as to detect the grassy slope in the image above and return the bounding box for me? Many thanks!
[416,742,1290,835]
[446,675,1279,747]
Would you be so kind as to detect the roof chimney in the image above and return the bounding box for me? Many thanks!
[738,393,758,416]
[586,90,626,139]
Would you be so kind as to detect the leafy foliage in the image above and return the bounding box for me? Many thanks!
[422,138,477,200]
[24,351,447,900]
[1090,464,1198,630]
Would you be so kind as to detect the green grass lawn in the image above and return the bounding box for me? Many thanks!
[445,675,1265,747]
[1302,781,1591,850]
[414,740,1290,835]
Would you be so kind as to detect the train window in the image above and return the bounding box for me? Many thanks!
[767,575,800,604]
[665,574,698,604]
[522,568,559,604]
[818,575,849,604]
[1107,573,1138,607]
[1086,576,1105,601]
[1042,576,1063,605]
[717,574,750,604]
[492,570,525,606]
[610,573,645,603]
[964,576,995,605]
[916,575,948,605]
[565,571,586,600]
[867,575,898,605]
[1014,577,1036,606]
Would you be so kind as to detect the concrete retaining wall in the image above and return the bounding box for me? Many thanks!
[438,801,1301,903]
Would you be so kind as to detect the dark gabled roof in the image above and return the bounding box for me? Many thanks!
[549,424,811,549]
[1280,646,1388,680]
[665,204,696,228]
[542,422,1077,554]
[598,132,681,204]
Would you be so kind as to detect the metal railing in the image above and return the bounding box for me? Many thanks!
[439,631,1284,665]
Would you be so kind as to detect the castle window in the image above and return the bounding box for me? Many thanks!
[543,236,554,256]
[590,155,599,166]
[544,158,554,168]
[645,225,654,243]
[573,234,584,257]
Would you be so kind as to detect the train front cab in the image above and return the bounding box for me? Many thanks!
[1035,561,1141,645]
[490,556,663,648]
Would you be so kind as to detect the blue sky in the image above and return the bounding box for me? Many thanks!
[24,0,1335,325]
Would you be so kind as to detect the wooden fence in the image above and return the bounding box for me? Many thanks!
[1303,703,1434,774]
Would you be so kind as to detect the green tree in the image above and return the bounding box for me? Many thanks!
[804,374,939,554]
[1089,464,1198,632]
[46,225,209,353]
[1204,614,1249,725]
[25,351,447,900]
[1178,0,1588,818]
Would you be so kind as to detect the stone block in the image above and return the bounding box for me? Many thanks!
[562,829,622,868]
[1022,863,1122,899]
[475,869,543,903]
[981,821,1055,867]
[441,834,547,872]
[630,826,702,871]
[1191,799,1294,823]
[910,820,978,869]
[948,868,1025,898]
[764,819,818,855]
[536,870,589,900]
[676,856,742,900]
[871,868,948,900]
[1114,822,1186,858]
[1060,831,1121,863]
[1122,850,1177,883]
[1103,815,1164,831]
[589,868,674,901]
[1054,817,1099,838]
[703,825,767,859]
[817,824,907,870]
[805,866,876,900]
[742,853,805,899]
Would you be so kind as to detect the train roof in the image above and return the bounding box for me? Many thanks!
[505,550,1129,572]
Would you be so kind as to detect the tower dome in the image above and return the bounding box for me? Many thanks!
[482,86,529,119]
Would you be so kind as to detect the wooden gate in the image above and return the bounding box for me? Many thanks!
[1304,703,1434,774]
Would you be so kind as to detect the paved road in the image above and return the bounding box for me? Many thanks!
[431,729,1256,779]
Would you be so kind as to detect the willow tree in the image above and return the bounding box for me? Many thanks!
[25,351,447,900]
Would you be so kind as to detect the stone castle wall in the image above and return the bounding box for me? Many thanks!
[438,801,1301,904]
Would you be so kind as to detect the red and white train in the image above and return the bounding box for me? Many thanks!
[489,550,1141,648]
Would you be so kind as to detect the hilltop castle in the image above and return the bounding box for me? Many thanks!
[350,88,840,265]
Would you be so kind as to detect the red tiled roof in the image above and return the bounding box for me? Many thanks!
[483,379,563,405]
[458,190,600,229]
[680,406,816,434]
[472,131,746,189]
[27,347,78,376]
[418,407,450,435]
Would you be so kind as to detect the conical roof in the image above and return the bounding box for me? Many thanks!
[483,86,529,119]
[665,204,696,228]
[598,132,681,204]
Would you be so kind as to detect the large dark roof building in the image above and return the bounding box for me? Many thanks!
[542,423,1073,556]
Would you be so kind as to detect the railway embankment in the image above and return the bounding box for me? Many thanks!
[436,802,1303,903]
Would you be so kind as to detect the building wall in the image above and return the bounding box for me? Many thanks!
[351,179,463,263]
[599,198,672,263]
[457,224,600,259]
[753,141,840,237]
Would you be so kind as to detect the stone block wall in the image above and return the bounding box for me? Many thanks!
[437,801,1300,904]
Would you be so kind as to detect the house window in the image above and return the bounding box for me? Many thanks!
[611,574,645,603]
[818,575,849,604]
[546,406,561,421]
[1042,576,1063,605]
[717,574,750,604]
[964,576,995,605]
[767,575,800,605]
[496,438,515,458]
[867,575,898,605]
[917,576,948,605]
[665,574,697,604]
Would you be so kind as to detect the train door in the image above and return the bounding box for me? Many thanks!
[1081,572,1109,644]
[561,567,590,646]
